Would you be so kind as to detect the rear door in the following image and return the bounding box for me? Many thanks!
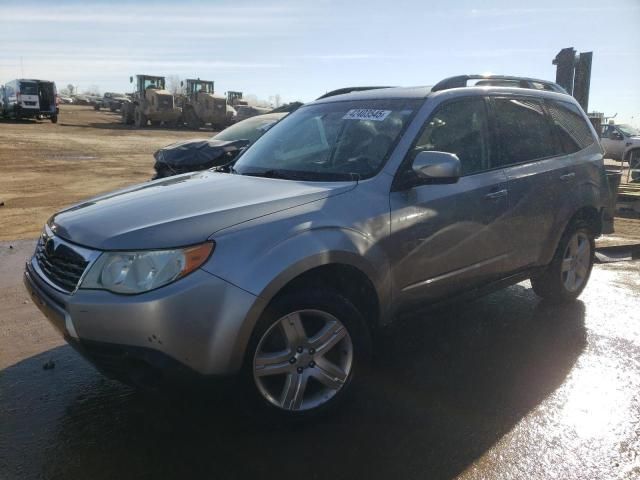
[37,82,56,113]
[489,95,564,268]
[389,96,511,306]
[544,97,602,235]
[489,95,598,269]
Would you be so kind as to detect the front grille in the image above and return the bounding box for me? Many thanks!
[35,237,89,292]
[157,95,173,110]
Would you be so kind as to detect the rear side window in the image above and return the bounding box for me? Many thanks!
[412,97,490,175]
[492,97,555,166]
[546,100,595,153]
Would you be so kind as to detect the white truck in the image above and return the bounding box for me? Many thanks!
[1,79,58,123]
[600,122,640,161]
[600,122,640,181]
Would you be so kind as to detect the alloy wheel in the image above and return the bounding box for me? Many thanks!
[561,231,591,292]
[253,309,353,411]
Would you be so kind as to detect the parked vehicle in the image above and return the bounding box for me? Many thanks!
[600,122,640,167]
[234,104,273,123]
[57,95,74,104]
[177,79,236,129]
[121,75,182,128]
[24,75,612,418]
[94,92,129,112]
[72,94,101,106]
[153,112,287,179]
[1,79,58,122]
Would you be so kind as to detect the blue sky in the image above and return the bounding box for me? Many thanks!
[1,0,638,125]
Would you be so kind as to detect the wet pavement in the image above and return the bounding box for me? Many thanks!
[1,259,639,480]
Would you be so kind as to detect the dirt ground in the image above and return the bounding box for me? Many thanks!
[0,105,210,241]
[1,105,639,243]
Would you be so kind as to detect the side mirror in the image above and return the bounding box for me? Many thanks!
[180,81,184,87]
[609,131,624,141]
[412,151,461,183]
[129,76,133,84]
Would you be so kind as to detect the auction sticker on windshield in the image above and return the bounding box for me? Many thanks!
[343,109,391,121]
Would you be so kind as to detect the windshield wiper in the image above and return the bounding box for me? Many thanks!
[240,169,359,182]
[241,169,302,180]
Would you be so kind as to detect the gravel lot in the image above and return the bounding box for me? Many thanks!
[0,105,208,241]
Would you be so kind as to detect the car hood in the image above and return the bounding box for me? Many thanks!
[153,138,249,168]
[50,172,356,250]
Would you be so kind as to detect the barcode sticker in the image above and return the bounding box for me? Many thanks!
[342,109,391,121]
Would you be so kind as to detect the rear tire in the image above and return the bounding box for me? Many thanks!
[185,108,202,130]
[242,289,368,419]
[531,221,594,303]
[50,115,58,124]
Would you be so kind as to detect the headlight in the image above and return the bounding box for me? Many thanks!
[80,242,214,294]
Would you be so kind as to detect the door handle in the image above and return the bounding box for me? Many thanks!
[485,189,508,200]
[560,172,576,181]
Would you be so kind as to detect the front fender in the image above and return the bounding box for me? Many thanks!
[202,226,393,325]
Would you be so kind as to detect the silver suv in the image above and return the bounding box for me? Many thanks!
[25,75,612,417]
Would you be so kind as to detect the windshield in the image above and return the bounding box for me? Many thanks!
[20,82,38,95]
[143,78,164,89]
[617,124,640,136]
[214,114,286,143]
[234,99,420,181]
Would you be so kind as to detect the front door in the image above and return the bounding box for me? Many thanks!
[600,125,626,160]
[389,96,511,307]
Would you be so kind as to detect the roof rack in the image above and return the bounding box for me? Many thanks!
[316,86,394,100]
[431,75,567,94]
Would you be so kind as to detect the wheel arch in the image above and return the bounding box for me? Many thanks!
[268,261,381,332]
[540,205,601,265]
[225,254,387,374]
[623,147,640,162]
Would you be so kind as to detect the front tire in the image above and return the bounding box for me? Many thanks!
[531,221,594,303]
[243,289,368,418]
[50,115,58,124]
[134,108,147,128]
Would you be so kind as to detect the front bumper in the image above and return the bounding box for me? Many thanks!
[148,108,182,122]
[15,105,57,118]
[24,259,266,378]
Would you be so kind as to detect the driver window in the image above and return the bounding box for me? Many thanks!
[412,97,490,175]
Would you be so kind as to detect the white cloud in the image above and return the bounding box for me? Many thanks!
[0,3,302,25]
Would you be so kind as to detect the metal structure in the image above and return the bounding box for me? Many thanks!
[552,48,593,112]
